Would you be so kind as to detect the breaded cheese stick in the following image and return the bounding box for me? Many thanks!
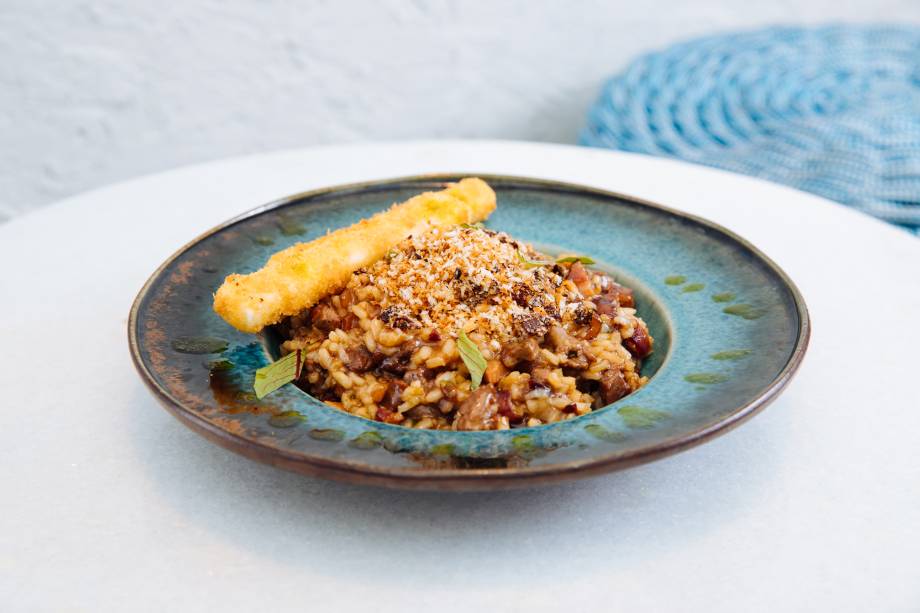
[213,178,497,333]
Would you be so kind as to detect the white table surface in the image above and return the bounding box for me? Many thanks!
[2,141,918,612]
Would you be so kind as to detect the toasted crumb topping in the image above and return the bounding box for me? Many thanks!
[345,226,588,342]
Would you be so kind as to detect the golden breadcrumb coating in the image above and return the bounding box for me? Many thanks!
[213,178,497,333]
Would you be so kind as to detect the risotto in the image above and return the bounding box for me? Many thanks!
[275,225,653,431]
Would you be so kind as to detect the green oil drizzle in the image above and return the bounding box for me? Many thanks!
[251,235,275,246]
[511,435,536,453]
[430,443,455,456]
[309,428,345,442]
[664,275,686,285]
[383,439,409,453]
[349,431,384,450]
[585,423,627,443]
[681,283,705,293]
[711,292,736,303]
[684,373,729,384]
[278,217,307,236]
[204,359,234,372]
[171,336,228,354]
[268,411,305,428]
[618,406,670,429]
[695,386,706,392]
[723,304,765,320]
[711,349,752,361]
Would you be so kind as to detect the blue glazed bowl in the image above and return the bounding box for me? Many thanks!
[129,175,809,490]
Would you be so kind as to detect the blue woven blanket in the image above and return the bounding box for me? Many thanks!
[581,25,920,236]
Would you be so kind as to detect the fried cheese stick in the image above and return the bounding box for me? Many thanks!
[213,178,497,333]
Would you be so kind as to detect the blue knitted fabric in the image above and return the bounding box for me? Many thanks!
[581,25,920,236]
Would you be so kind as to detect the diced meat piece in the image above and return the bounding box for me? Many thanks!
[455,385,500,431]
[513,312,551,337]
[566,261,593,295]
[624,325,653,359]
[404,368,433,383]
[380,379,407,410]
[573,304,594,325]
[574,305,601,339]
[379,354,409,375]
[530,367,552,388]
[379,305,420,330]
[596,277,635,309]
[609,283,635,308]
[496,390,522,423]
[597,369,630,405]
[456,279,494,306]
[562,403,578,414]
[592,295,618,317]
[343,345,381,372]
[378,339,421,375]
[564,349,590,370]
[310,303,341,332]
[501,338,541,368]
[547,325,572,351]
[511,283,536,307]
[375,405,404,424]
[405,405,438,421]
[548,326,591,369]
[584,313,601,339]
[593,278,636,311]
[340,312,359,331]
[484,360,508,384]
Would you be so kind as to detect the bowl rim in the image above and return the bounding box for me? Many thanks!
[128,173,811,490]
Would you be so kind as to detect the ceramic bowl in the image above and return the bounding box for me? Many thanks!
[129,175,809,490]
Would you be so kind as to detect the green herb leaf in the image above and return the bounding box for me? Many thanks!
[555,255,596,265]
[253,350,303,399]
[459,222,484,229]
[457,330,487,390]
[517,251,552,269]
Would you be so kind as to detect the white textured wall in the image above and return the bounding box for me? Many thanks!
[3,0,920,221]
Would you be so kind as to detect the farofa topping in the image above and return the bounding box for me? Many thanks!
[352,226,559,341]
[279,225,654,431]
